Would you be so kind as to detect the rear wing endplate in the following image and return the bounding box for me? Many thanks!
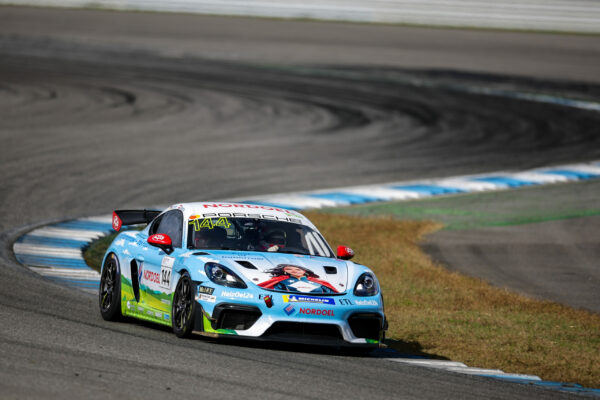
[112,209,161,231]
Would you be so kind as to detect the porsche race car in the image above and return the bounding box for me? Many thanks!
[99,202,387,347]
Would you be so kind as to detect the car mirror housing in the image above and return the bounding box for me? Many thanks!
[337,245,354,260]
[148,233,174,255]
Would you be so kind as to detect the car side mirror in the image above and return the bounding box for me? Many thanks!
[148,233,174,255]
[337,245,354,260]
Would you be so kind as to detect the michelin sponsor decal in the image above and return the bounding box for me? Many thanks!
[282,294,335,305]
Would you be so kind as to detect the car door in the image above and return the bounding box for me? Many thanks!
[138,209,183,317]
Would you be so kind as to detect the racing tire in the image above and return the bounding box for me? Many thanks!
[99,253,122,321]
[172,272,196,338]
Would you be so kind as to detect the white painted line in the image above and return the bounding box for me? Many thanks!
[13,243,83,259]
[447,367,506,375]
[481,373,542,381]
[385,358,468,368]
[29,267,100,280]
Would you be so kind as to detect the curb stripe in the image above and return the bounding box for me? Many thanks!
[542,169,599,179]
[235,161,600,209]
[390,184,464,195]
[16,235,90,248]
[471,176,537,187]
[308,192,382,204]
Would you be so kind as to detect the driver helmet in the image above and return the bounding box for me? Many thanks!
[260,229,286,251]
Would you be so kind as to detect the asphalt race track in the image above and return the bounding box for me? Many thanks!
[1,6,600,399]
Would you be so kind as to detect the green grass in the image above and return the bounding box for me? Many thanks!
[83,233,117,272]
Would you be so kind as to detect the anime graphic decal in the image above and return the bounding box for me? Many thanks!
[258,264,338,294]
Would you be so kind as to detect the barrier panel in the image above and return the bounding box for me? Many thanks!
[3,0,600,33]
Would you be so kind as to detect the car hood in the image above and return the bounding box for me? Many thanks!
[190,251,350,294]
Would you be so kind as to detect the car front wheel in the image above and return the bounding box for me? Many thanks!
[172,272,196,337]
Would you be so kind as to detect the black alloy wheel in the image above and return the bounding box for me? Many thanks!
[99,253,122,321]
[172,272,196,337]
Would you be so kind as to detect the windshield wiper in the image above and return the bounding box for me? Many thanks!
[276,249,310,256]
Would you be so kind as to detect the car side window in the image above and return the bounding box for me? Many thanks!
[152,210,183,248]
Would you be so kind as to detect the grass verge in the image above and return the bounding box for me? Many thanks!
[84,213,600,387]
[83,233,117,272]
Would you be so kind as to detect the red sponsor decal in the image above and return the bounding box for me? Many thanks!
[298,308,334,317]
[112,212,122,231]
[143,270,160,284]
[202,203,287,213]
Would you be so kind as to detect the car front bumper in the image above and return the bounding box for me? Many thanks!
[192,287,386,346]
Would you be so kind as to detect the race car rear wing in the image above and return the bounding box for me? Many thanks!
[112,209,161,231]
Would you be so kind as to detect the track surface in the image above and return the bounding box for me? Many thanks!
[2,6,600,398]
[425,215,600,314]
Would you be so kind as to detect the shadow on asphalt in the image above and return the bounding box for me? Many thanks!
[382,339,449,360]
[122,315,448,360]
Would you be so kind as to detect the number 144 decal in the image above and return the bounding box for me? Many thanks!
[160,256,174,289]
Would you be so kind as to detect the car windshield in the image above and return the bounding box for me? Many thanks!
[187,217,334,258]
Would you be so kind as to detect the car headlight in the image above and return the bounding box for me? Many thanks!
[204,262,247,289]
[353,272,379,297]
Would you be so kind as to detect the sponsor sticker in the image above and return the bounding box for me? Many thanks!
[199,294,216,303]
[160,256,174,289]
[142,269,160,284]
[298,308,334,317]
[339,299,353,306]
[284,304,296,316]
[198,286,215,295]
[221,291,254,299]
[282,294,335,305]
[355,299,378,306]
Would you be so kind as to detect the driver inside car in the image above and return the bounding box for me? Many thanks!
[258,229,286,252]
[193,227,226,249]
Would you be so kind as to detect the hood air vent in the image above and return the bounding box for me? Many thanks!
[193,252,209,256]
[324,266,337,274]
[236,260,258,270]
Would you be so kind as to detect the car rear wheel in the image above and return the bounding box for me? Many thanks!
[172,272,196,338]
[99,253,122,321]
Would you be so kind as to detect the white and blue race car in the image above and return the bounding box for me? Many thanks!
[99,202,387,347]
